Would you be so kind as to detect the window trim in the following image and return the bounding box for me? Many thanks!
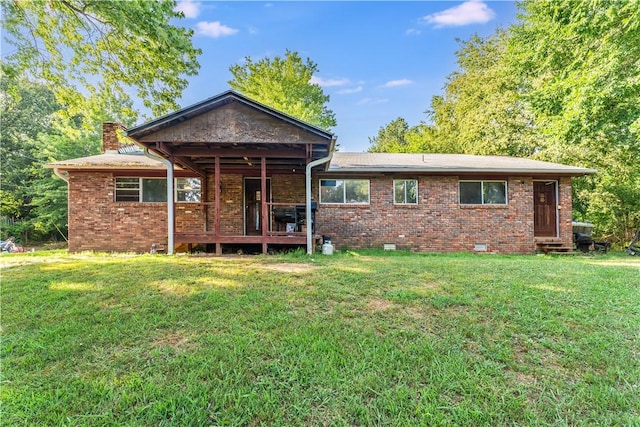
[176,177,202,203]
[114,177,202,203]
[459,180,508,206]
[393,179,418,205]
[319,179,370,205]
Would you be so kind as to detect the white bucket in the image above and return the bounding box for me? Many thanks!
[322,243,334,255]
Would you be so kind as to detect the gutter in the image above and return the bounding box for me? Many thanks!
[325,167,597,175]
[305,150,333,255]
[52,168,69,183]
[143,148,174,255]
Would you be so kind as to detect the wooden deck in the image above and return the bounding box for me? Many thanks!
[175,231,307,245]
[174,231,316,254]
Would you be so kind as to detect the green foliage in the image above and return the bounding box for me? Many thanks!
[2,252,639,425]
[1,0,201,118]
[229,50,337,131]
[508,0,640,243]
[0,68,129,243]
[1,0,201,242]
[428,32,539,156]
[368,0,640,244]
[368,118,435,154]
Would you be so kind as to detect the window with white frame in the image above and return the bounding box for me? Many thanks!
[459,180,507,205]
[320,179,370,204]
[176,178,202,202]
[115,177,201,203]
[394,179,418,204]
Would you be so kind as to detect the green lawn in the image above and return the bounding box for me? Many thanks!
[1,250,639,426]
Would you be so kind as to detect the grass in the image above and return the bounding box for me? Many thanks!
[1,249,639,426]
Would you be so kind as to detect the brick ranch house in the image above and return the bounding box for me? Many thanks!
[46,90,595,255]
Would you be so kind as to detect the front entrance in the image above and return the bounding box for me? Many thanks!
[533,181,558,237]
[244,178,270,236]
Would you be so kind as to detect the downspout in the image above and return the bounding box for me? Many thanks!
[144,148,174,255]
[53,168,69,183]
[306,151,333,255]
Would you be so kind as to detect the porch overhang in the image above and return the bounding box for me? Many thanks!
[123,90,335,255]
[125,90,335,175]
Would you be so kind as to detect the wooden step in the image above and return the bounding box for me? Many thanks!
[536,243,574,254]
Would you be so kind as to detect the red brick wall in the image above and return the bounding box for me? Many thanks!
[558,177,573,246]
[102,122,126,152]
[66,171,573,254]
[68,172,201,252]
[272,174,305,204]
[205,173,244,235]
[314,175,573,254]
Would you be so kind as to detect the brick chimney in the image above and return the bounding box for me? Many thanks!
[102,122,126,153]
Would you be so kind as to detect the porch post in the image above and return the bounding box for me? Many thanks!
[167,159,175,255]
[214,156,221,255]
[261,157,268,254]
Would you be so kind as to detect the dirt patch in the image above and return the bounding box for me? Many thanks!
[262,263,316,273]
[420,280,441,290]
[366,297,396,312]
[404,307,425,319]
[152,332,194,350]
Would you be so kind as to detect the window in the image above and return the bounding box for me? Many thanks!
[176,178,202,202]
[142,178,167,202]
[394,180,418,204]
[115,177,201,203]
[115,178,140,202]
[459,181,507,205]
[320,179,369,204]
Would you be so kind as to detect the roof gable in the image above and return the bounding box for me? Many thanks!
[126,90,333,145]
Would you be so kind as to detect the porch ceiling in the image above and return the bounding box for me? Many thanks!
[147,140,317,174]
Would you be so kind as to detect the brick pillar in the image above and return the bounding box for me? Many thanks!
[102,122,126,153]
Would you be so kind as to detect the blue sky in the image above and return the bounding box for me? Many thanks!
[172,1,519,152]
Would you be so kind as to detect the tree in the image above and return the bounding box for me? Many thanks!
[1,0,201,119]
[425,32,539,156]
[368,118,411,153]
[368,33,537,156]
[369,1,639,243]
[228,50,337,130]
[368,118,433,153]
[0,67,131,243]
[508,0,640,242]
[0,68,59,240]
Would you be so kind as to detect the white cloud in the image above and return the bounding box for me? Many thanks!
[174,1,201,19]
[422,0,495,28]
[357,98,389,106]
[405,28,422,36]
[336,86,363,95]
[196,21,239,38]
[381,79,413,88]
[310,76,349,87]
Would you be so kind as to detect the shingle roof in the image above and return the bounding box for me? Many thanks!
[44,152,166,170]
[328,153,595,175]
[46,151,595,176]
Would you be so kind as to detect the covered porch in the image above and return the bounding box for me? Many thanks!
[125,91,335,254]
